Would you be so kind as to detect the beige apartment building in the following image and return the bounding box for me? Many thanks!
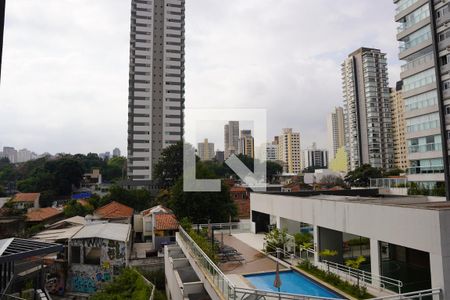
[326,107,345,163]
[238,130,254,158]
[390,81,409,170]
[277,128,301,174]
[197,138,215,161]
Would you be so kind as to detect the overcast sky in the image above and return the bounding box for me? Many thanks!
[0,0,400,155]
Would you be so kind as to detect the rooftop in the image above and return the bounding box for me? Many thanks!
[26,207,63,222]
[33,225,83,243]
[71,222,131,242]
[141,204,172,216]
[256,192,450,211]
[11,193,40,203]
[0,238,63,264]
[94,201,133,219]
[155,213,178,230]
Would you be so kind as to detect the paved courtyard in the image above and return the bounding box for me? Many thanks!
[216,233,287,275]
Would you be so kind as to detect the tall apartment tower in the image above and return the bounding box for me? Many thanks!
[342,47,394,171]
[390,81,408,170]
[303,143,329,170]
[197,138,214,161]
[277,128,301,174]
[239,130,255,158]
[0,0,5,82]
[326,107,345,163]
[224,121,239,159]
[394,0,450,193]
[127,0,185,182]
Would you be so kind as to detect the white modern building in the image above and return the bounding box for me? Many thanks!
[327,107,345,164]
[127,0,184,182]
[17,148,33,163]
[342,47,394,171]
[250,192,450,298]
[266,143,278,161]
[2,147,17,163]
[302,143,328,169]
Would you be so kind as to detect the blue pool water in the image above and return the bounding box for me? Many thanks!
[244,271,343,299]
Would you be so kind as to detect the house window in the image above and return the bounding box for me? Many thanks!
[442,55,448,66]
[71,246,81,264]
[84,247,101,265]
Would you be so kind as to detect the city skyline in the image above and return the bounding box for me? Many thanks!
[0,0,400,155]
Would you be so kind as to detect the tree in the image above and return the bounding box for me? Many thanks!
[264,227,289,254]
[102,186,154,211]
[102,156,126,182]
[320,175,346,188]
[168,178,237,223]
[64,200,94,217]
[345,256,366,290]
[344,164,382,187]
[383,168,404,177]
[267,161,283,183]
[153,141,183,185]
[294,232,313,248]
[319,249,338,273]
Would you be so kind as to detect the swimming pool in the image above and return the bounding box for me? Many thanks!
[244,270,343,299]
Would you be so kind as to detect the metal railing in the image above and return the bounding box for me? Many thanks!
[133,268,156,300]
[194,221,251,233]
[370,288,441,299]
[322,260,403,294]
[234,287,344,300]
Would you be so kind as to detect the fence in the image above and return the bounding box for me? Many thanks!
[194,221,251,234]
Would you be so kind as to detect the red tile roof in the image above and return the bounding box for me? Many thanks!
[230,186,247,193]
[94,201,133,219]
[26,207,62,222]
[12,193,40,203]
[154,214,178,231]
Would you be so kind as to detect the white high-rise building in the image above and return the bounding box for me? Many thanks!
[127,0,185,182]
[277,128,301,174]
[17,149,33,163]
[266,143,278,161]
[113,148,121,158]
[303,143,328,169]
[2,147,17,163]
[224,121,239,159]
[342,47,394,171]
[327,107,345,164]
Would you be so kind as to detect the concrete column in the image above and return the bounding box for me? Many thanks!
[430,254,447,300]
[370,238,380,287]
[313,225,319,264]
[276,216,281,229]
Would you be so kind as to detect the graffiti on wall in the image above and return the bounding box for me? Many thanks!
[68,265,112,293]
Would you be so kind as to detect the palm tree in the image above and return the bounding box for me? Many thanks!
[345,255,366,289]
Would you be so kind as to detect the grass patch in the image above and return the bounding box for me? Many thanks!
[297,261,374,299]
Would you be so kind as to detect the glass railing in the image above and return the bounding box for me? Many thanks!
[399,31,431,52]
[408,165,444,174]
[400,52,433,72]
[408,143,442,153]
[396,0,420,13]
[397,9,430,33]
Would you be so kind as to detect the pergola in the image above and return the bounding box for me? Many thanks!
[0,238,63,297]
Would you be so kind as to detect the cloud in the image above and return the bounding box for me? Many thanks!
[0,0,400,155]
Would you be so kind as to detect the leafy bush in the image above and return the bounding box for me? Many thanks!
[298,261,373,299]
[91,268,151,300]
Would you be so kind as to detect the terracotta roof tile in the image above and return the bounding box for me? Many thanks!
[94,201,133,219]
[154,214,178,231]
[26,207,62,222]
[12,193,40,203]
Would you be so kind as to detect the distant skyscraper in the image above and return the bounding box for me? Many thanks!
[113,148,121,158]
[0,0,5,82]
[303,143,328,169]
[394,0,450,193]
[17,149,33,163]
[277,128,301,174]
[327,107,345,164]
[239,130,254,158]
[266,143,278,161]
[224,121,239,159]
[3,147,16,163]
[390,81,408,171]
[342,47,394,171]
[215,150,224,163]
[197,138,214,161]
[127,0,185,182]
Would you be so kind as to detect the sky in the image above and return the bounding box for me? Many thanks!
[0,0,400,155]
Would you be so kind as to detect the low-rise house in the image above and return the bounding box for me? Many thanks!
[26,207,63,225]
[134,205,178,250]
[93,201,133,223]
[67,222,132,294]
[230,186,250,219]
[10,192,40,210]
[81,168,102,188]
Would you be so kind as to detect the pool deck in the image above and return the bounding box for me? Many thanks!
[216,233,288,275]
